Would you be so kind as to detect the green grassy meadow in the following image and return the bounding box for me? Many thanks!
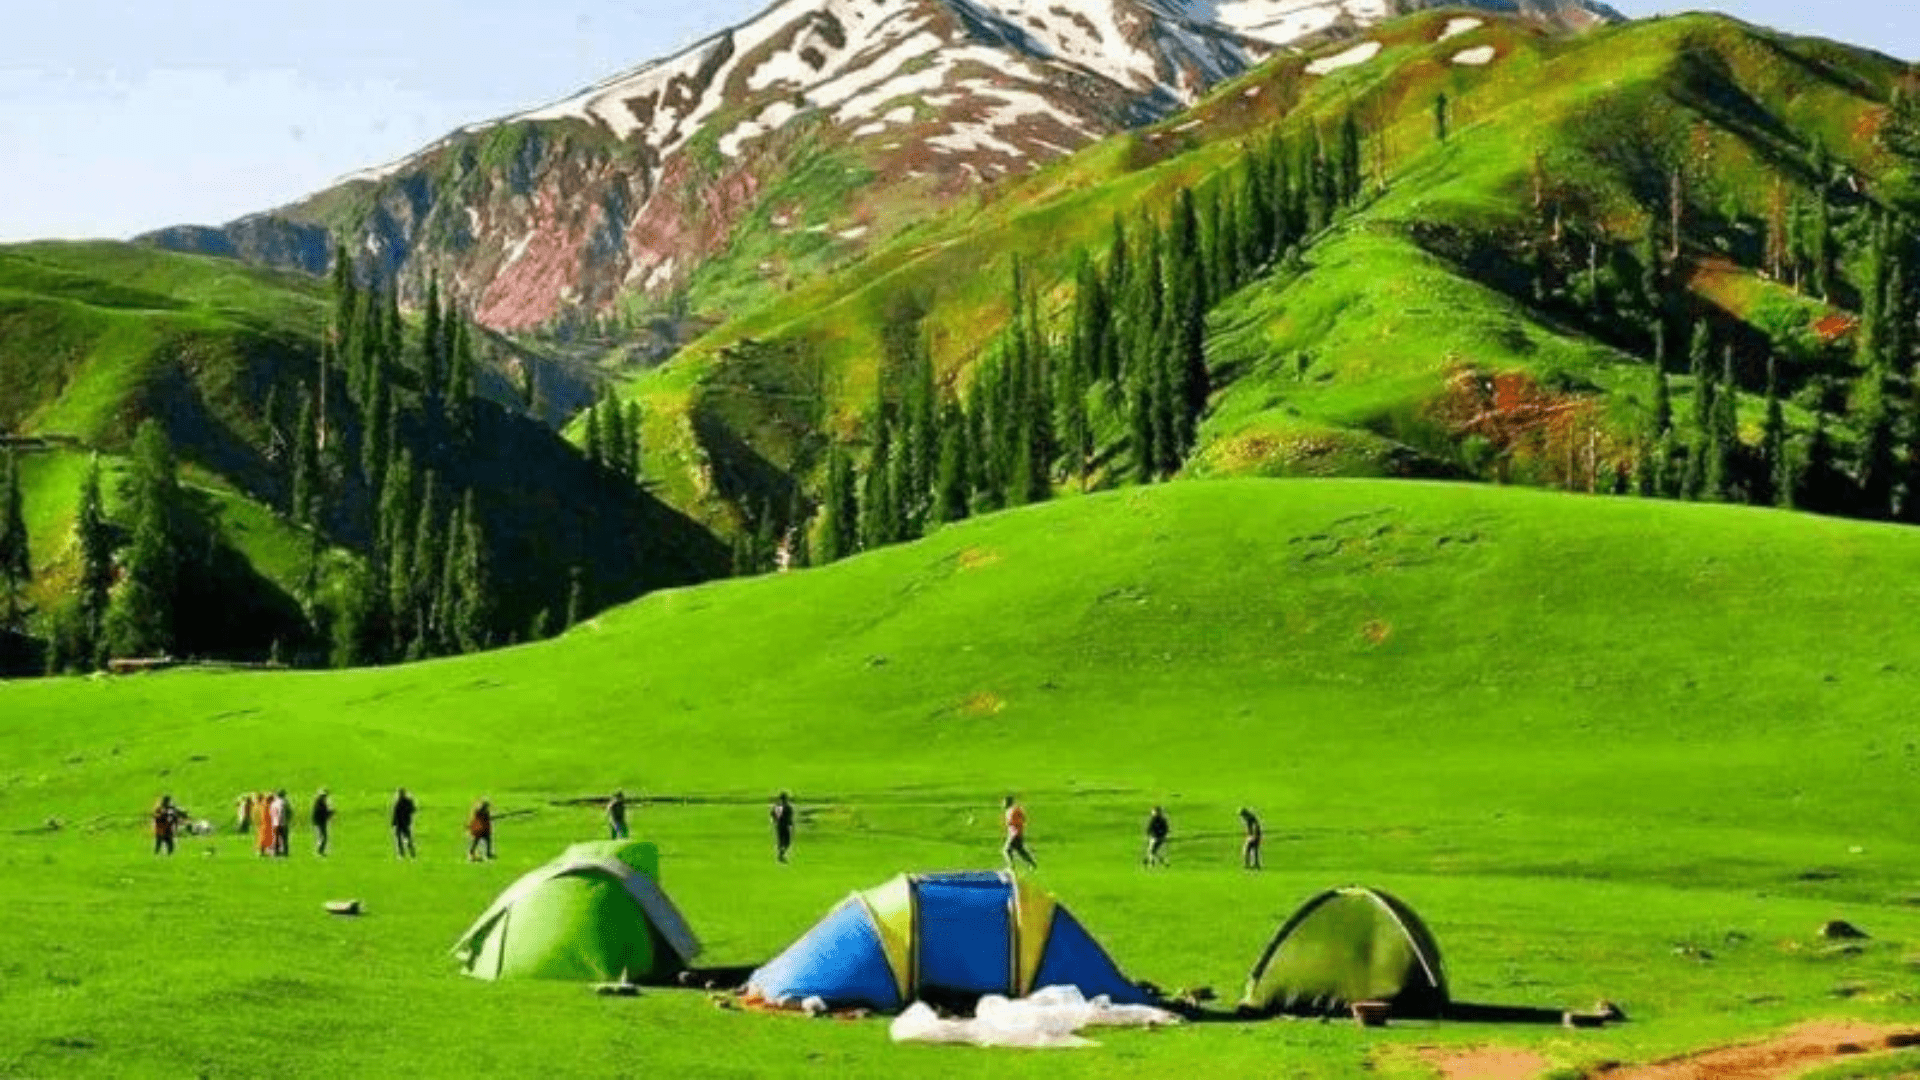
[5,479,1920,1076]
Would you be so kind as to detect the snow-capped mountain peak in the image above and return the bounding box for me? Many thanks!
[151,0,1622,330]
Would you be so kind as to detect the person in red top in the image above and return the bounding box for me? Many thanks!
[467,799,494,862]
[1002,795,1036,870]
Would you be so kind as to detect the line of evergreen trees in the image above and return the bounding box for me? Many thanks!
[1634,206,1920,521]
[581,393,643,480]
[298,253,501,666]
[811,122,1369,565]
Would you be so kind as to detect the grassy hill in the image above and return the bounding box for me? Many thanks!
[0,241,727,666]
[5,480,1920,1075]
[608,9,1917,532]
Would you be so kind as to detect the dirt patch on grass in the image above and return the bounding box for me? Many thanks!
[958,548,1001,571]
[1363,620,1394,645]
[962,692,1005,717]
[1420,1046,1549,1080]
[1605,1022,1920,1079]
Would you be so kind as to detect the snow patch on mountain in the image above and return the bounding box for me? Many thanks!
[1305,40,1380,74]
[1452,44,1497,65]
[1440,16,1484,40]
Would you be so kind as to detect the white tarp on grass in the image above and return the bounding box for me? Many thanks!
[889,985,1181,1049]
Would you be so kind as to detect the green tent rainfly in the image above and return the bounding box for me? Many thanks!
[1242,886,1448,1018]
[452,840,702,982]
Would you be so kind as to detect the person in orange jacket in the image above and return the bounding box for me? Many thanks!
[255,791,276,857]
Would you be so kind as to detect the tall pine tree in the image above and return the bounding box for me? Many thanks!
[0,449,28,629]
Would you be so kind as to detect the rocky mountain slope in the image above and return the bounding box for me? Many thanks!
[142,0,1618,333]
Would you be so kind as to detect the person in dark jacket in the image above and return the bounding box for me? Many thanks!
[1239,807,1263,870]
[769,792,795,863]
[152,795,179,856]
[1144,806,1171,868]
[606,790,629,840]
[311,789,334,857]
[391,788,417,859]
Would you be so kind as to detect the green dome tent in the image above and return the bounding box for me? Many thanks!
[1242,886,1447,1018]
[452,840,701,982]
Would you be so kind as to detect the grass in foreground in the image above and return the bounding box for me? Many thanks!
[4,479,1920,1076]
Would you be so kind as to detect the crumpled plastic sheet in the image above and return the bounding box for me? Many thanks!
[889,985,1181,1049]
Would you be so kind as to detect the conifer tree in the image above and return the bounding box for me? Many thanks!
[1760,353,1789,508]
[565,565,585,629]
[1682,324,1713,500]
[818,443,858,563]
[380,450,417,653]
[1057,323,1092,487]
[330,245,357,351]
[411,472,442,651]
[584,402,603,468]
[434,495,463,653]
[1800,411,1840,512]
[421,275,444,409]
[861,422,895,550]
[290,386,320,527]
[1338,112,1364,204]
[604,394,629,477]
[449,314,476,422]
[933,400,970,523]
[1856,376,1898,518]
[1705,347,1738,502]
[452,491,492,653]
[0,450,28,629]
[104,421,179,659]
[72,457,113,663]
[626,401,644,477]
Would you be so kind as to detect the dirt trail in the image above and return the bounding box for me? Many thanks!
[1604,1023,1919,1080]
[1421,1023,1920,1080]
[1422,1047,1549,1080]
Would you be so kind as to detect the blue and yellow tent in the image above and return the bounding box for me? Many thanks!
[746,871,1151,1011]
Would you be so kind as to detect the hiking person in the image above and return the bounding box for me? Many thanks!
[770,792,795,863]
[236,793,253,835]
[255,791,275,857]
[606,790,629,840]
[467,799,494,861]
[391,788,417,859]
[1240,807,1263,870]
[152,794,178,856]
[1002,795,1037,870]
[1144,805,1171,868]
[311,788,334,857]
[273,789,293,857]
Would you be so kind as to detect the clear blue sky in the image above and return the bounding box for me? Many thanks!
[0,0,1914,244]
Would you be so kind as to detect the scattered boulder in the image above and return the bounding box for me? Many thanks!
[592,982,640,997]
[1820,920,1870,940]
[1593,1000,1628,1022]
[801,996,828,1017]
[324,900,362,916]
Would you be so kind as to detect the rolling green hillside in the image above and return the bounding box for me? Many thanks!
[0,241,727,668]
[612,9,1919,534]
[4,480,1919,1075]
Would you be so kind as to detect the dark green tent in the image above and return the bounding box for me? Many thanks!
[1242,886,1447,1018]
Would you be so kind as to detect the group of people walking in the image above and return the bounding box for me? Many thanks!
[232,790,321,857]
[155,788,1264,871]
[150,787,491,861]
[1001,797,1266,871]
